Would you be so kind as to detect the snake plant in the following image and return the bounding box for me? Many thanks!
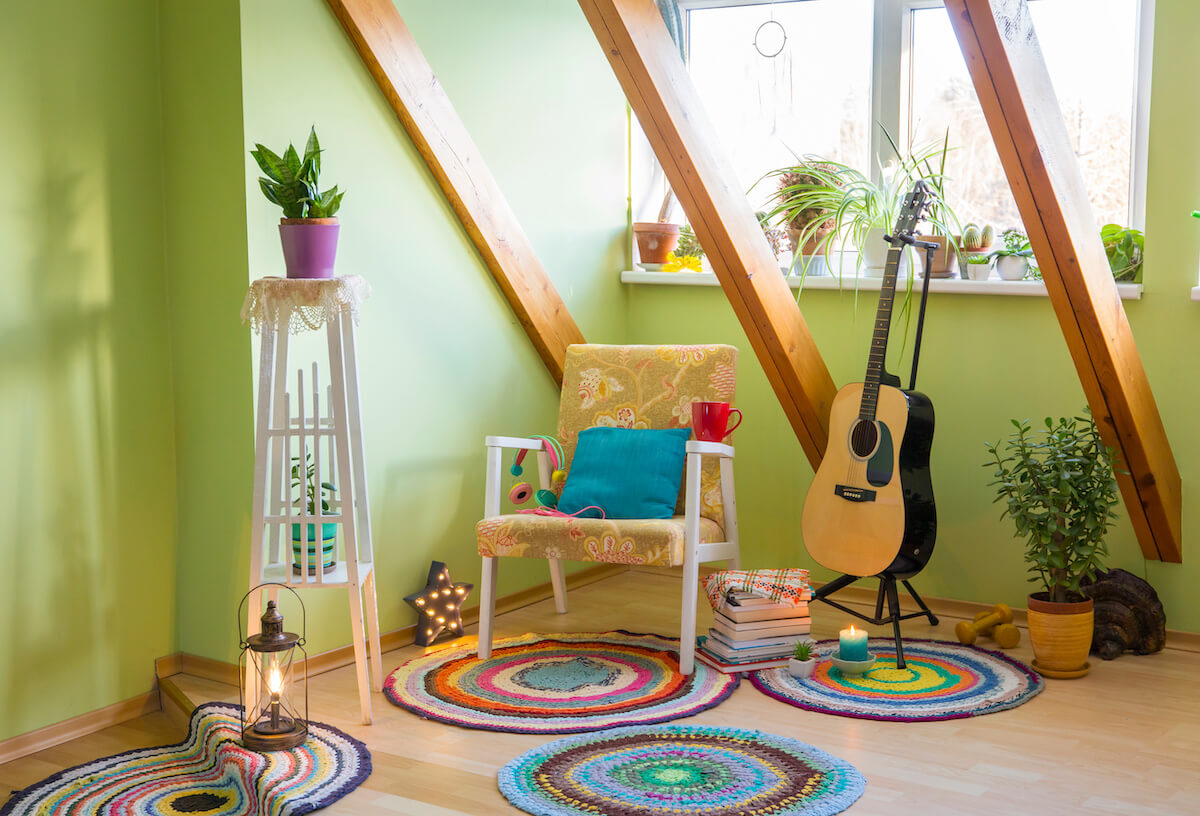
[251,127,344,219]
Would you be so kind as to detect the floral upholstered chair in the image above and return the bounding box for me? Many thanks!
[475,344,741,674]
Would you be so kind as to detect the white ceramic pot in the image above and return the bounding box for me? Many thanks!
[787,658,816,679]
[996,255,1030,281]
[860,227,911,278]
[965,262,993,281]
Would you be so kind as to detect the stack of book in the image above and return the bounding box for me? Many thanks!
[696,588,813,673]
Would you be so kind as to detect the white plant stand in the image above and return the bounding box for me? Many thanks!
[241,275,382,724]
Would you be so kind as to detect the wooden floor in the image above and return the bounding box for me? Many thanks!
[3,569,1197,814]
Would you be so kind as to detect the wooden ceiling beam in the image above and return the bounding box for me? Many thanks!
[579,0,837,467]
[945,0,1181,561]
[325,0,584,385]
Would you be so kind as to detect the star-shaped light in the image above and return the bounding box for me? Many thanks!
[404,561,473,646]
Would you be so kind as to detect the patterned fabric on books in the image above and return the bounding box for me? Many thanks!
[704,568,811,608]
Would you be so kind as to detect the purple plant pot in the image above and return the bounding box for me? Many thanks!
[279,219,340,279]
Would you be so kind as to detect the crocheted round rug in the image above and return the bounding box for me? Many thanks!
[750,638,1043,722]
[384,631,738,733]
[498,724,865,816]
[0,703,370,816]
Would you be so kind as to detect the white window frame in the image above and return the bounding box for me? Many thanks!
[651,0,1153,230]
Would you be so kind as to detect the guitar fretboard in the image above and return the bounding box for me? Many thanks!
[858,245,904,422]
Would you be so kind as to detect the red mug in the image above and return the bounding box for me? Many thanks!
[692,401,742,442]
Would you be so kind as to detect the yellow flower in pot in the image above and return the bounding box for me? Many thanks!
[985,412,1121,678]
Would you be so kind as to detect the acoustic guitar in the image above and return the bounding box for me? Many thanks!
[801,183,937,579]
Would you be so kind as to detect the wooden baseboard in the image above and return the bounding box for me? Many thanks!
[159,563,630,687]
[0,690,160,765]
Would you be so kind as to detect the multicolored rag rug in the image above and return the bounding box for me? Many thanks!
[498,724,865,816]
[0,703,370,816]
[384,631,738,733]
[750,638,1044,722]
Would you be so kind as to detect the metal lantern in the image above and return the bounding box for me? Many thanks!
[238,584,308,751]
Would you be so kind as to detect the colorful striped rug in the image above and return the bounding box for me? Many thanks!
[0,703,370,816]
[499,724,866,816]
[750,638,1044,721]
[384,631,738,733]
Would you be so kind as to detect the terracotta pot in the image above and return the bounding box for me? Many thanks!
[914,234,957,278]
[1027,593,1094,677]
[633,222,680,265]
[279,217,339,279]
[787,225,833,256]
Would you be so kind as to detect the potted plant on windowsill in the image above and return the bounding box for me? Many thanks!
[963,253,993,281]
[958,222,995,273]
[787,640,817,679]
[886,130,962,278]
[634,190,682,268]
[1101,223,1144,283]
[989,228,1035,280]
[291,451,338,574]
[985,412,1121,678]
[251,127,345,279]
[772,164,840,277]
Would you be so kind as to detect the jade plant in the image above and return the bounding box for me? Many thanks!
[984,413,1120,604]
[251,127,344,219]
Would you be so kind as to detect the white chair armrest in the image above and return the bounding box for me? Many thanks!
[685,440,735,459]
[485,435,547,451]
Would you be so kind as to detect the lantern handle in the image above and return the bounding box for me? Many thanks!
[238,582,308,649]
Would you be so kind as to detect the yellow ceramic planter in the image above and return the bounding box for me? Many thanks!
[1027,594,1094,678]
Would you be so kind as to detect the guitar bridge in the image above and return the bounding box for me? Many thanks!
[835,485,877,503]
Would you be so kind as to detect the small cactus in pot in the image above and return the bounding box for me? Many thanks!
[961,222,996,251]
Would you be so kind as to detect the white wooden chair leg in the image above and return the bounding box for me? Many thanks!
[364,571,384,692]
[478,556,498,658]
[244,586,263,715]
[679,451,703,675]
[548,559,568,614]
[346,584,372,724]
[679,550,701,675]
[720,456,741,570]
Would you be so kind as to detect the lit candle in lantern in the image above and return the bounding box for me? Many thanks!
[839,625,869,662]
[267,664,284,730]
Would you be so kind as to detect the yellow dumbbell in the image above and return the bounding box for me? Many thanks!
[955,603,1020,648]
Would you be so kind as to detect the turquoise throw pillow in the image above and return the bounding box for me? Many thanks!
[557,427,692,519]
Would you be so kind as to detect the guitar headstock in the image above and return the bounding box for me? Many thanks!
[892,181,932,240]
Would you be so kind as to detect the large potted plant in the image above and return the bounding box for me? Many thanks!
[251,127,345,279]
[761,138,954,280]
[985,413,1121,678]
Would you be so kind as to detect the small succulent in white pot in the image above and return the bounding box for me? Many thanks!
[787,640,817,679]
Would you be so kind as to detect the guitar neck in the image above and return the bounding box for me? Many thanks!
[859,242,905,422]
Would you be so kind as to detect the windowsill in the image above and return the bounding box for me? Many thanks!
[622,269,1144,300]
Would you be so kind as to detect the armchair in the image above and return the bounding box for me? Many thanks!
[474,344,742,674]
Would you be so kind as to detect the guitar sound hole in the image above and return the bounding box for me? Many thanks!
[850,420,879,458]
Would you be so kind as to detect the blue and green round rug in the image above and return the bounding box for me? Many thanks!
[498,724,865,816]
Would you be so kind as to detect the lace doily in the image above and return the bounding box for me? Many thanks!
[241,275,371,334]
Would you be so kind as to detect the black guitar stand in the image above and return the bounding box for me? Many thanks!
[812,232,940,670]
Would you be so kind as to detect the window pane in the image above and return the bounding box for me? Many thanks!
[907,0,1138,231]
[687,0,873,209]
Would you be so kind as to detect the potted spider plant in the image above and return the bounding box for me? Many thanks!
[883,129,962,278]
[251,127,345,279]
[760,137,952,281]
[985,413,1120,678]
[787,640,817,679]
[291,452,338,574]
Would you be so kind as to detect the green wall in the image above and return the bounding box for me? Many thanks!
[0,0,179,741]
[225,0,630,656]
[628,0,1200,631]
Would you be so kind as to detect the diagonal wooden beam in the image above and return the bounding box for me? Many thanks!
[579,0,837,467]
[945,0,1181,561]
[325,0,584,385]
